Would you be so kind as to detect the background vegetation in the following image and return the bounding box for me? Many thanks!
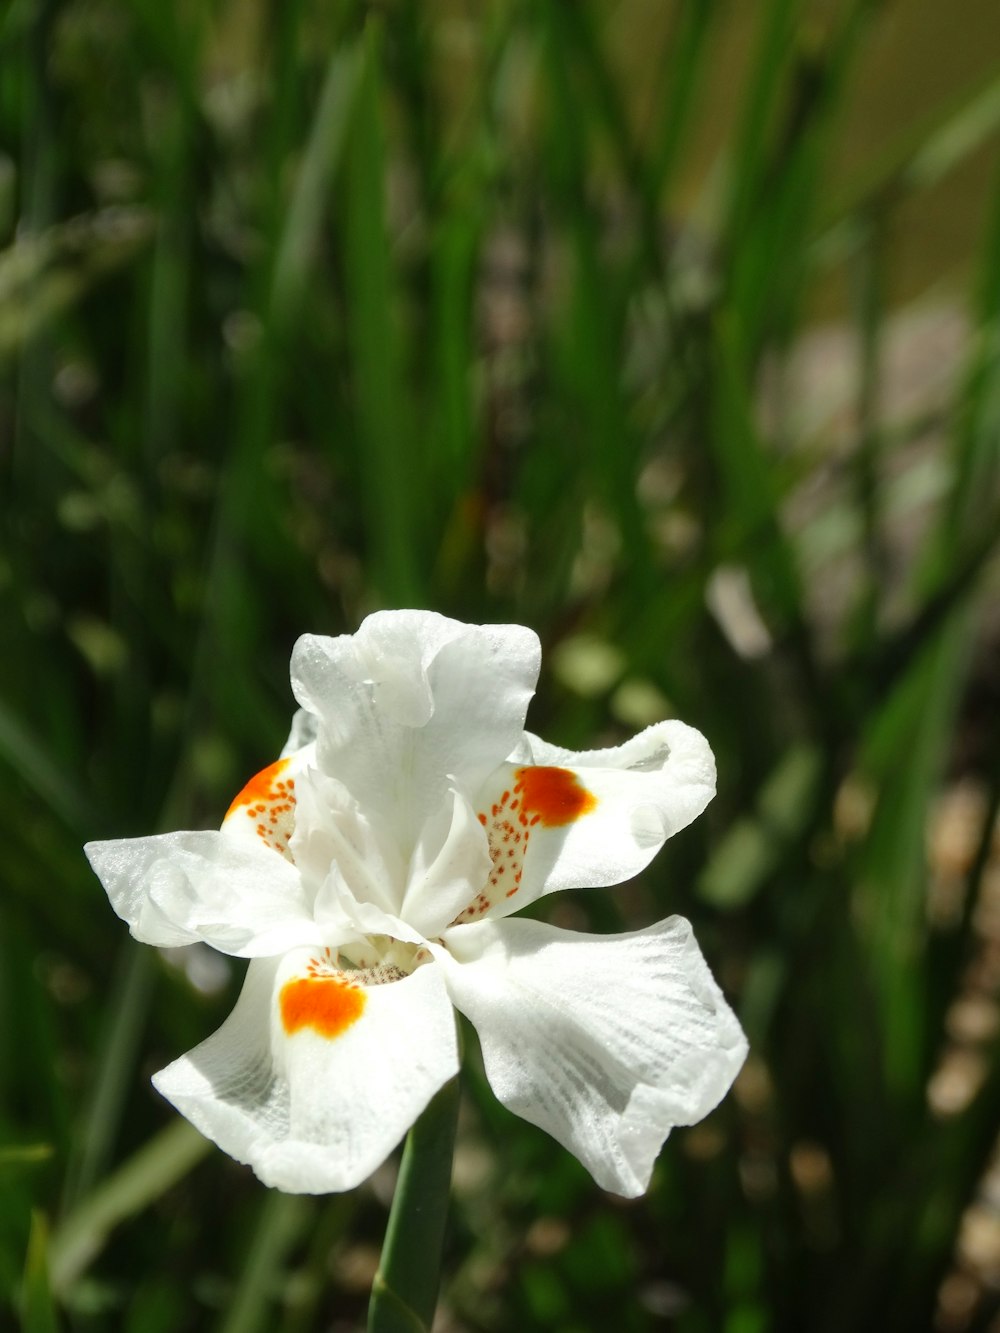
[3,0,1000,1328]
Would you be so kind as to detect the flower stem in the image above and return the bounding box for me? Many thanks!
[367,1075,460,1333]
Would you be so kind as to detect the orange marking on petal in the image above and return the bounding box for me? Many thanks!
[226,757,292,818]
[453,766,595,925]
[280,974,366,1039]
[225,758,300,861]
[515,766,597,828]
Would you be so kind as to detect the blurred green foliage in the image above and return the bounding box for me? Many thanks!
[3,0,1000,1329]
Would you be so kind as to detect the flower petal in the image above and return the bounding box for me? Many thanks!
[153,953,459,1193]
[280,708,318,757]
[84,832,320,957]
[312,862,427,951]
[399,788,493,937]
[221,749,313,860]
[289,766,404,915]
[290,612,540,853]
[458,720,715,920]
[437,915,746,1197]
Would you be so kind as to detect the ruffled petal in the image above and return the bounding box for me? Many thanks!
[457,720,715,920]
[437,915,746,1197]
[399,789,493,938]
[85,832,320,958]
[153,953,458,1193]
[289,766,404,915]
[290,612,540,854]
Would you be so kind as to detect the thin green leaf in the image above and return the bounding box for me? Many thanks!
[342,23,422,607]
[21,1212,60,1333]
[368,1075,460,1333]
[49,1120,211,1295]
[217,1194,314,1333]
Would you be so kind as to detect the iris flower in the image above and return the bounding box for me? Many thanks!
[85,612,746,1197]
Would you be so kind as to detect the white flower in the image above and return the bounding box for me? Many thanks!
[85,611,746,1198]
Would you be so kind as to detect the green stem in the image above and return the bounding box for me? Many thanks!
[367,1075,460,1333]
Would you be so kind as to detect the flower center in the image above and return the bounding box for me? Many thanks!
[278,938,429,1042]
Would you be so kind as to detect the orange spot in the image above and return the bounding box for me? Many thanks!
[226,757,292,818]
[515,766,597,828]
[280,975,366,1039]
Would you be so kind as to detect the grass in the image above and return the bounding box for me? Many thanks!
[2,0,1000,1329]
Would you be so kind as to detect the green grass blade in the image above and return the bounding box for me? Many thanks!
[271,41,365,332]
[217,1194,314,1333]
[858,171,1000,1098]
[342,23,422,607]
[49,1120,211,1295]
[21,1212,60,1333]
[59,944,155,1214]
[0,699,95,833]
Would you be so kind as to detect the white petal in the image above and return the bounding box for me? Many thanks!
[461,720,715,919]
[312,863,427,950]
[221,748,313,860]
[85,832,321,957]
[280,708,319,757]
[290,612,540,853]
[438,916,746,1197]
[289,766,404,915]
[153,953,459,1193]
[399,789,493,937]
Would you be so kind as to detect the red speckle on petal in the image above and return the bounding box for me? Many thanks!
[516,766,597,828]
[280,975,366,1038]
